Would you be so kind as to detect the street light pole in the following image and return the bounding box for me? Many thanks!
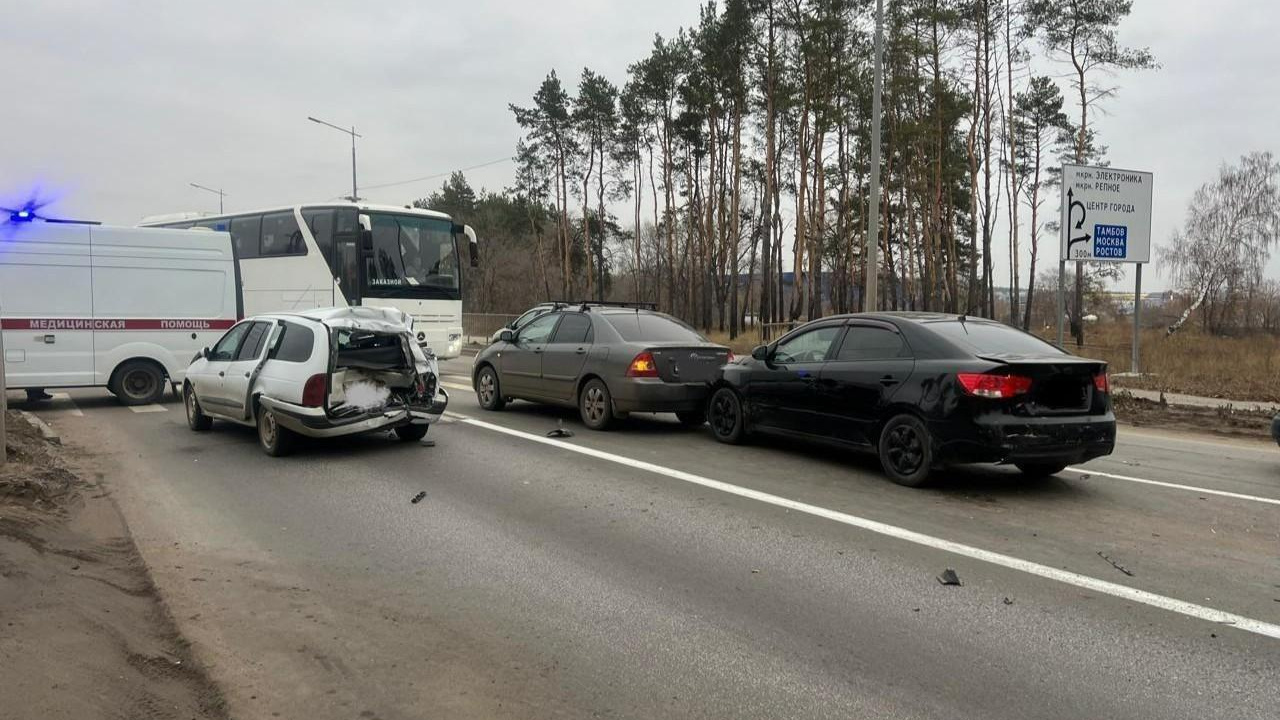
[189,183,226,214]
[308,116,362,202]
[865,0,885,312]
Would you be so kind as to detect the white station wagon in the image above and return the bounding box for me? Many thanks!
[182,307,448,455]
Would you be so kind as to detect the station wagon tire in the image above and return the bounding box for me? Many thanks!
[394,425,429,442]
[184,383,212,431]
[111,360,166,406]
[707,387,746,445]
[676,410,707,427]
[1014,462,1068,479]
[878,414,934,488]
[476,365,506,411]
[256,406,296,457]
[579,378,615,431]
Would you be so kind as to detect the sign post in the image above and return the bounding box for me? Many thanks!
[1058,164,1154,371]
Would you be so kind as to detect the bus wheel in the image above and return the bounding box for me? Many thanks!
[111,360,166,406]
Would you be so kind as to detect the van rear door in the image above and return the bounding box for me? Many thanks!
[0,223,96,388]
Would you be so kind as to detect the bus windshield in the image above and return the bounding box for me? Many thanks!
[364,213,459,301]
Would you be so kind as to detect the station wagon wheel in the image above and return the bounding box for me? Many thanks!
[111,360,166,406]
[878,414,933,488]
[579,378,614,431]
[476,365,506,411]
[184,383,212,431]
[256,406,296,457]
[707,387,746,445]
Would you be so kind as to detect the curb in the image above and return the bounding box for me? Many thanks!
[18,410,61,445]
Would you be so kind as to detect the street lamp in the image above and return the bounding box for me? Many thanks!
[308,116,362,202]
[189,183,226,214]
[865,0,884,312]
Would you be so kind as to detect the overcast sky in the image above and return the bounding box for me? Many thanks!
[3,0,1277,291]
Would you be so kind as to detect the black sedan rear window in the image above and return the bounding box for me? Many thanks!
[927,320,1063,355]
[603,313,707,342]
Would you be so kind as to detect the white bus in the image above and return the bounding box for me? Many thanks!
[141,203,477,359]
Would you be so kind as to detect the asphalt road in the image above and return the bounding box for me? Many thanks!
[18,357,1280,720]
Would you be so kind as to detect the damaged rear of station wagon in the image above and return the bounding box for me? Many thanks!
[183,307,448,455]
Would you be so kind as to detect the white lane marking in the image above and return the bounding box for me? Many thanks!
[1065,467,1280,507]
[129,404,168,413]
[48,392,84,417]
[451,412,1280,640]
[442,381,473,393]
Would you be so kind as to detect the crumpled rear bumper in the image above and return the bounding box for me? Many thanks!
[934,411,1116,466]
[259,388,448,438]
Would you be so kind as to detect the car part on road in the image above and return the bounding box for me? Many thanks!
[708,387,746,444]
[1098,551,1135,577]
[879,414,933,487]
[394,425,429,442]
[184,383,212,431]
[937,568,962,586]
[580,378,614,431]
[546,420,574,438]
[111,360,167,406]
[410,491,427,504]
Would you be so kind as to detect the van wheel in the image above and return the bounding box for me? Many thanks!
[878,414,934,488]
[579,378,614,431]
[111,361,166,406]
[395,425,429,442]
[184,383,213,431]
[257,407,296,457]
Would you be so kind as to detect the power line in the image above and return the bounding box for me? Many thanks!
[357,156,515,193]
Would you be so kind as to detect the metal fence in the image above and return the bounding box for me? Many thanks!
[462,313,520,344]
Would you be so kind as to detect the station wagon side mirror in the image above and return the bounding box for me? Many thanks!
[201,347,211,359]
[499,329,514,343]
[751,344,769,361]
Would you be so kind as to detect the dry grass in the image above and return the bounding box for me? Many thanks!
[1048,323,1280,403]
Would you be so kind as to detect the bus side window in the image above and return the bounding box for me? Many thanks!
[302,209,335,266]
[261,211,305,257]
[228,215,262,259]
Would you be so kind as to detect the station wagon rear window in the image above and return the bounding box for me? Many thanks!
[604,313,706,343]
[928,321,1063,356]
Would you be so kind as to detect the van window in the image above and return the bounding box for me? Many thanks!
[260,212,306,256]
[270,322,315,363]
[194,219,229,232]
[228,216,261,259]
[236,322,272,361]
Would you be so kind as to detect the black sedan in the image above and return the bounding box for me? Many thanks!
[706,312,1116,486]
[472,303,730,430]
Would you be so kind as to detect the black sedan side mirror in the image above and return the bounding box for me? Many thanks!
[499,329,514,343]
[751,344,769,361]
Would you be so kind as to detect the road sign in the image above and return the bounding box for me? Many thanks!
[1060,164,1153,263]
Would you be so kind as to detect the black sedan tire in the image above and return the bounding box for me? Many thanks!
[476,365,506,411]
[707,387,746,445]
[184,383,212,431]
[878,414,934,487]
[579,378,615,431]
[1015,462,1068,478]
[676,410,706,427]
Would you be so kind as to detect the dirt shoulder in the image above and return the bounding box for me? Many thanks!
[0,410,227,720]
[1112,391,1276,442]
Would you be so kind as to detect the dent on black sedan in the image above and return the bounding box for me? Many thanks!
[705,312,1116,487]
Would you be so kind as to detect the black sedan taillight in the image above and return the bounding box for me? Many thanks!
[956,373,1033,399]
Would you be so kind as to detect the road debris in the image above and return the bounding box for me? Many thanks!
[1097,551,1135,577]
[936,569,962,586]
[1002,597,1014,605]
[410,491,427,504]
[750,568,760,574]
[547,420,574,438]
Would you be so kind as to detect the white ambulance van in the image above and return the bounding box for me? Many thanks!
[0,221,239,405]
